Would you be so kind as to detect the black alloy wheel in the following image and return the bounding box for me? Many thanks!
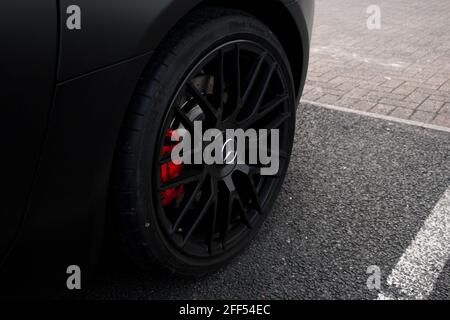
[156,40,292,257]
[114,7,298,275]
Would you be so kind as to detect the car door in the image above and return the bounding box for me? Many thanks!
[0,1,57,261]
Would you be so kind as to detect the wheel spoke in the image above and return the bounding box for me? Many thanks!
[174,106,195,133]
[220,174,254,246]
[160,170,203,191]
[186,82,217,122]
[170,174,207,234]
[230,52,267,120]
[221,176,236,246]
[254,62,277,110]
[248,178,263,214]
[222,195,233,247]
[235,190,252,228]
[214,50,225,118]
[241,93,288,129]
[241,53,267,107]
[183,179,215,246]
[236,165,263,213]
[232,44,241,108]
[207,179,219,254]
[237,62,276,126]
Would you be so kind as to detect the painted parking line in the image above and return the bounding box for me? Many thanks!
[378,187,450,300]
[302,100,450,299]
[301,100,450,133]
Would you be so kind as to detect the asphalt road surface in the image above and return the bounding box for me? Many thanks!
[84,103,450,300]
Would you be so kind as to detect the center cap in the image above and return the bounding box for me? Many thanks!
[209,132,237,178]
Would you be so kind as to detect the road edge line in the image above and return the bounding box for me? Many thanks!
[378,186,450,300]
[301,99,450,134]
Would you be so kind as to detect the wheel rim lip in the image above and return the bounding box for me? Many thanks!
[152,39,295,259]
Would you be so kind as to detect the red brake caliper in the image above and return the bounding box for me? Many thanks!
[160,129,184,206]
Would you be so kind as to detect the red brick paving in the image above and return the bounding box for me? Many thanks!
[303,0,450,127]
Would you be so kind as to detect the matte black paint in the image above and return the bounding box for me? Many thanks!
[0,0,57,263]
[0,55,150,297]
[0,0,313,297]
[58,0,314,82]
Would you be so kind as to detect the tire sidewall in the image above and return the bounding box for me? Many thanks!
[133,11,297,275]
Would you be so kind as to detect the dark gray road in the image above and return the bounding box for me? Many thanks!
[84,104,450,300]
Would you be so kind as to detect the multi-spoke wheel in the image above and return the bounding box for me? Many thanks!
[114,7,297,275]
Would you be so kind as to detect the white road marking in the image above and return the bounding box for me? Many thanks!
[378,187,450,300]
[303,98,450,299]
[301,100,450,133]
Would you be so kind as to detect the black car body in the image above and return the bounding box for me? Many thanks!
[0,0,314,297]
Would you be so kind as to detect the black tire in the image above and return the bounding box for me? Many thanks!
[114,7,297,276]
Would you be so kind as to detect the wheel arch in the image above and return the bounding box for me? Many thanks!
[148,0,310,99]
[58,0,310,96]
[196,0,309,99]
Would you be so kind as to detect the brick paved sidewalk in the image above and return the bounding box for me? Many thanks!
[303,0,450,127]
